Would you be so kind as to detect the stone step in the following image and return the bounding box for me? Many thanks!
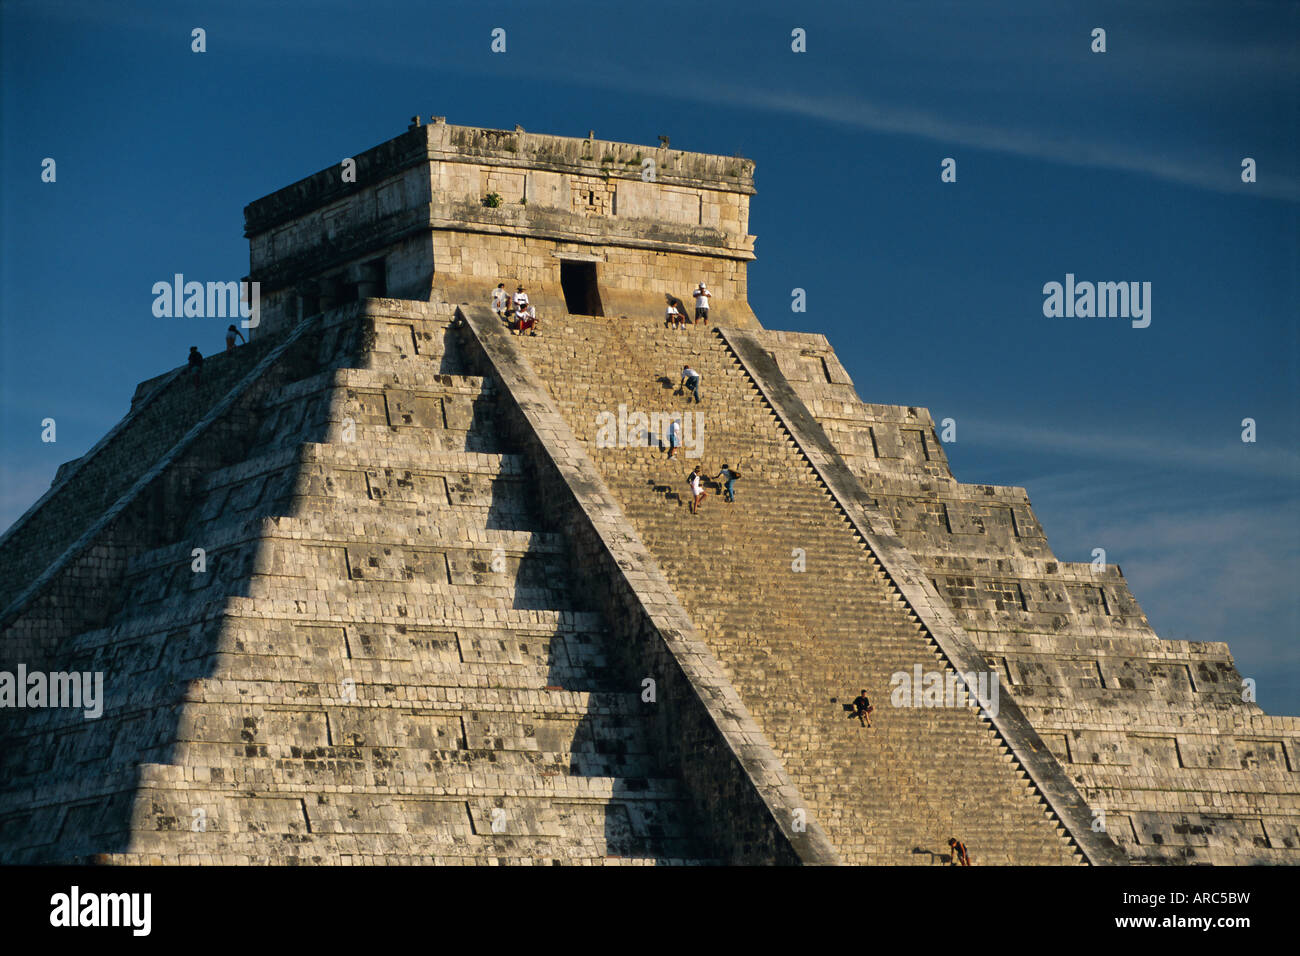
[84,851,715,866]
[0,307,721,866]
[199,445,523,495]
[5,781,709,865]
[507,313,1083,864]
[125,514,567,577]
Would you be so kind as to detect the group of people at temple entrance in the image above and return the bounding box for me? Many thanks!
[492,280,712,332]
[492,283,538,335]
[665,284,711,329]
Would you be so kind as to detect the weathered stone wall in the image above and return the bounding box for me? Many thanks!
[244,121,757,336]
[0,300,766,864]
[757,328,1300,864]
[514,310,1089,864]
[427,236,754,327]
[458,303,836,864]
[0,344,260,615]
[0,332,315,669]
[721,327,1124,864]
[6,121,1295,866]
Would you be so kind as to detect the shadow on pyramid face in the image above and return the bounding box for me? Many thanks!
[0,302,709,864]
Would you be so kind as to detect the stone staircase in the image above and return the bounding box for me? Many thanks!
[750,330,1300,864]
[0,305,714,865]
[510,311,1084,864]
[0,338,277,644]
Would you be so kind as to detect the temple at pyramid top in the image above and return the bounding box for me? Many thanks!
[244,118,761,335]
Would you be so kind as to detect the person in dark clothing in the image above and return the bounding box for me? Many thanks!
[948,838,971,866]
[188,346,203,388]
[712,463,740,502]
[848,689,873,727]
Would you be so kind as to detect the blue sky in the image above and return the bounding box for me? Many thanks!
[2,1,1297,709]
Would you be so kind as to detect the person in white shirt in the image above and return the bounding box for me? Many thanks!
[666,418,682,459]
[664,293,688,329]
[492,283,509,317]
[688,465,706,515]
[514,302,537,336]
[692,283,711,325]
[680,365,701,403]
[513,286,530,312]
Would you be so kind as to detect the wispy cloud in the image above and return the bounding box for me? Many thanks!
[18,0,1295,201]
[960,417,1300,481]
[1101,508,1296,689]
[686,85,1299,202]
[1015,468,1300,710]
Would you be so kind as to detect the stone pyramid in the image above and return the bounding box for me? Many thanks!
[1,120,1295,865]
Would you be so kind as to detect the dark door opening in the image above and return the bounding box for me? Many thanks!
[560,260,604,316]
[360,258,388,298]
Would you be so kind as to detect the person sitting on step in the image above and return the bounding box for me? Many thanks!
[665,300,685,330]
[492,282,509,319]
[514,302,538,336]
[665,293,688,330]
[848,689,873,727]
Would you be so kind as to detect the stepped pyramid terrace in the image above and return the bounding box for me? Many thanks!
[1,118,1296,865]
